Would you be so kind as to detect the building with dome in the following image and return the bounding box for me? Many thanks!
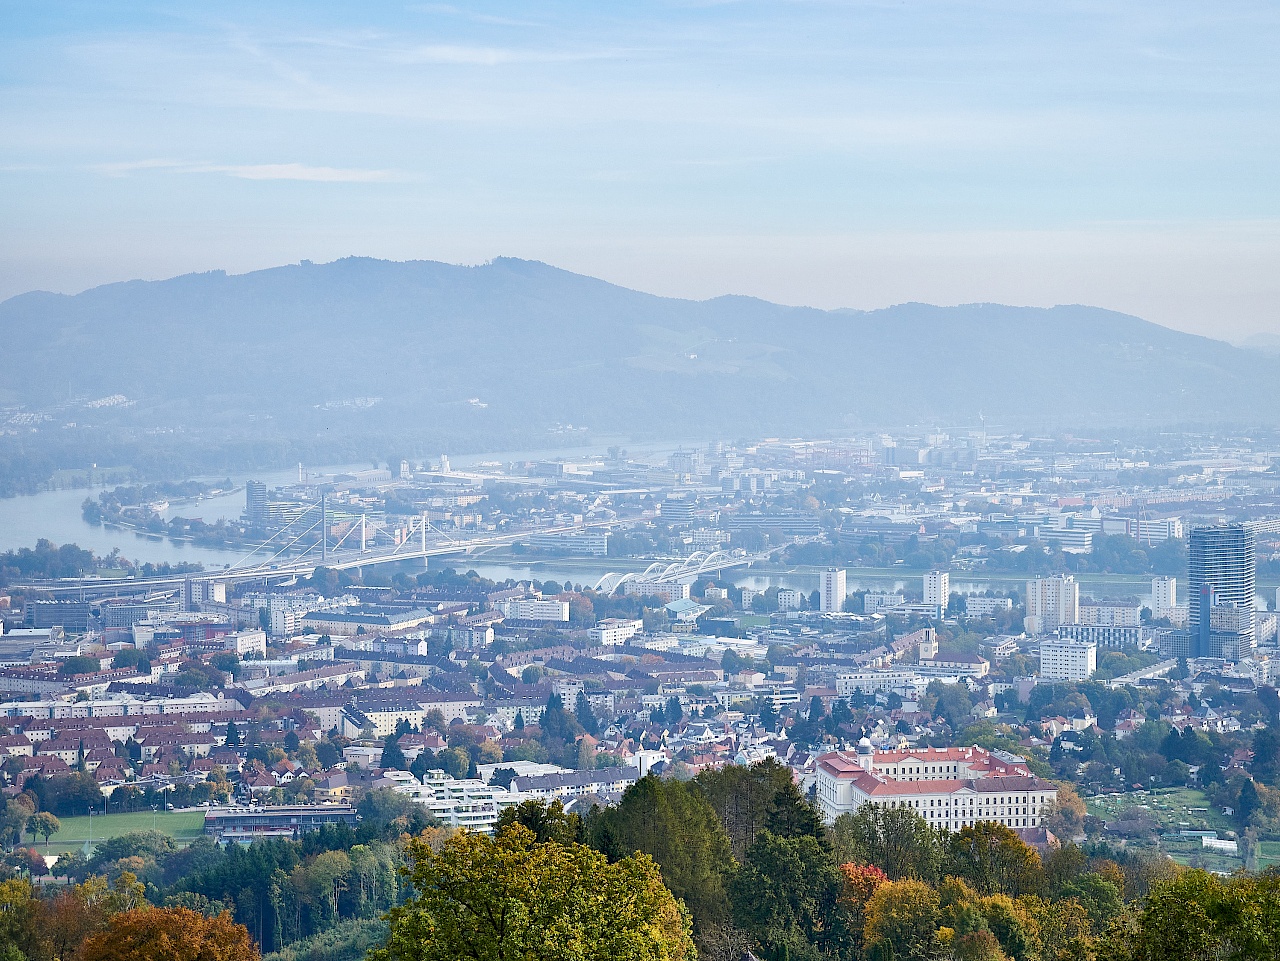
[814,741,1057,831]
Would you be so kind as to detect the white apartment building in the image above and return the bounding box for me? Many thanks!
[497,598,570,622]
[223,629,267,658]
[1153,577,1177,614]
[924,571,950,608]
[836,670,932,698]
[864,592,904,614]
[819,569,847,613]
[508,768,639,800]
[381,771,516,833]
[589,618,643,646]
[623,580,691,603]
[1040,637,1097,681]
[1079,603,1142,627]
[816,742,1058,829]
[777,589,805,612]
[965,596,1013,616]
[1024,575,1080,634]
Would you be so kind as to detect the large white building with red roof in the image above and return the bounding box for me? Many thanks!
[815,740,1057,832]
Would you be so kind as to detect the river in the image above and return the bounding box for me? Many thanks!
[0,440,695,570]
[0,446,1247,610]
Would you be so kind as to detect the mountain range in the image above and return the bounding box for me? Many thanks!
[0,257,1273,453]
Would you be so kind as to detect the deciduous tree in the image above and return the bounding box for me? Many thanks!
[374,824,694,961]
[80,906,259,961]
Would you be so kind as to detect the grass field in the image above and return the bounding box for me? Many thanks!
[28,811,205,854]
[1086,787,1244,871]
[1256,841,1280,870]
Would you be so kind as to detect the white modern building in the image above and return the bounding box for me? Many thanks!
[497,598,570,622]
[1039,637,1097,681]
[836,670,933,698]
[623,580,691,603]
[965,596,1013,616]
[819,569,847,613]
[1079,603,1142,627]
[1025,575,1080,634]
[924,571,950,608]
[589,618,643,646]
[864,592,905,614]
[379,770,516,833]
[1153,577,1177,615]
[777,589,806,612]
[815,742,1058,829]
[223,629,267,658]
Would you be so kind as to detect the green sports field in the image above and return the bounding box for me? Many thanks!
[26,811,205,854]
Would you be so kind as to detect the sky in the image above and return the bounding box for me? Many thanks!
[1,1,1278,340]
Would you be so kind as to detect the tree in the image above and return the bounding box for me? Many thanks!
[379,734,407,771]
[373,825,694,961]
[944,822,1044,897]
[496,799,583,845]
[830,805,942,882]
[224,721,241,747]
[728,831,852,960]
[694,758,824,861]
[575,691,600,736]
[58,655,99,677]
[1042,782,1086,839]
[513,711,525,732]
[666,696,684,725]
[590,775,735,924]
[862,879,941,961]
[80,906,259,961]
[27,812,59,850]
[1097,870,1280,961]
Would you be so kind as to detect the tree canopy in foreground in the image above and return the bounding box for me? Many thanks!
[372,824,695,961]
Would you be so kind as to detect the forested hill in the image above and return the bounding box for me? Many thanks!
[0,257,1271,445]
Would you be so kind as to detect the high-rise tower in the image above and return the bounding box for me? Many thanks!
[1188,524,1255,659]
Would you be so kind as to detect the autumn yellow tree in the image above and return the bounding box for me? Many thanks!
[80,906,259,961]
[863,878,941,961]
[373,824,695,961]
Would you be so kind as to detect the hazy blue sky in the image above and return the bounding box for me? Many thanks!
[2,2,1278,338]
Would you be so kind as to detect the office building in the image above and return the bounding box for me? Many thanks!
[25,601,91,634]
[660,497,697,524]
[923,571,949,608]
[205,804,357,844]
[1024,575,1079,634]
[1039,637,1097,681]
[526,532,610,556]
[819,569,847,613]
[244,481,268,526]
[1057,624,1148,649]
[1189,525,1255,660]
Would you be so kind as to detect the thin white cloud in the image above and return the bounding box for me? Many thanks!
[93,160,399,183]
[390,43,624,65]
[195,163,397,182]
